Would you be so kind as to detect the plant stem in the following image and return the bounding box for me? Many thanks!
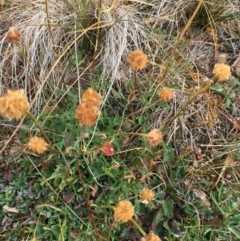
[165,83,212,129]
[133,69,144,101]
[77,161,103,241]
[150,0,205,103]
[25,110,50,142]
[130,218,146,236]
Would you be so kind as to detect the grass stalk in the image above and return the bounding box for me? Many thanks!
[165,83,212,129]
[130,218,146,236]
[150,0,205,103]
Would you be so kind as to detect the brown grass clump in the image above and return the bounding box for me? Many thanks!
[159,87,173,102]
[213,63,231,82]
[114,200,134,222]
[141,232,162,241]
[5,27,21,43]
[147,129,163,146]
[127,50,148,70]
[27,137,49,154]
[81,88,102,106]
[74,103,100,127]
[140,188,155,204]
[0,89,29,120]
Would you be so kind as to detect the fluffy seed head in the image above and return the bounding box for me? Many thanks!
[0,89,29,120]
[141,232,162,241]
[27,137,49,154]
[127,50,148,70]
[140,188,155,204]
[159,87,173,102]
[82,88,102,106]
[6,27,21,43]
[114,200,134,222]
[74,103,100,127]
[147,129,163,146]
[213,63,231,82]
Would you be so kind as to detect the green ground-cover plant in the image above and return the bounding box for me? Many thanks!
[1,0,240,240]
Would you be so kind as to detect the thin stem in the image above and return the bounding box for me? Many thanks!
[25,110,57,154]
[130,218,146,236]
[150,0,204,103]
[133,69,143,101]
[25,110,50,144]
[45,0,57,55]
[77,161,103,241]
[165,83,212,129]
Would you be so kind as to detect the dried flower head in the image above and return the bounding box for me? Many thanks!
[141,232,162,241]
[74,103,100,127]
[114,200,134,222]
[127,50,148,70]
[213,63,231,82]
[82,88,102,106]
[147,129,163,146]
[6,27,21,43]
[99,142,115,156]
[27,137,49,154]
[140,188,155,204]
[159,87,173,102]
[0,89,29,120]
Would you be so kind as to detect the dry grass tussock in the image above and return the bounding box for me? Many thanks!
[0,0,240,146]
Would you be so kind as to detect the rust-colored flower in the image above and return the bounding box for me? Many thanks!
[82,88,102,106]
[147,129,163,146]
[0,89,29,120]
[114,200,134,222]
[6,27,21,43]
[74,103,100,127]
[140,188,155,204]
[159,87,173,102]
[27,137,49,154]
[213,63,231,82]
[141,232,162,241]
[127,50,148,70]
[99,142,115,156]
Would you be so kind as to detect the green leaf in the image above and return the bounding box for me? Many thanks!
[163,144,175,162]
[228,226,240,239]
[51,225,61,239]
[232,103,237,115]
[224,97,231,109]
[102,167,115,178]
[163,200,173,218]
[34,183,42,192]
[229,76,240,86]
[111,88,125,100]
[210,85,225,93]
[152,209,164,225]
